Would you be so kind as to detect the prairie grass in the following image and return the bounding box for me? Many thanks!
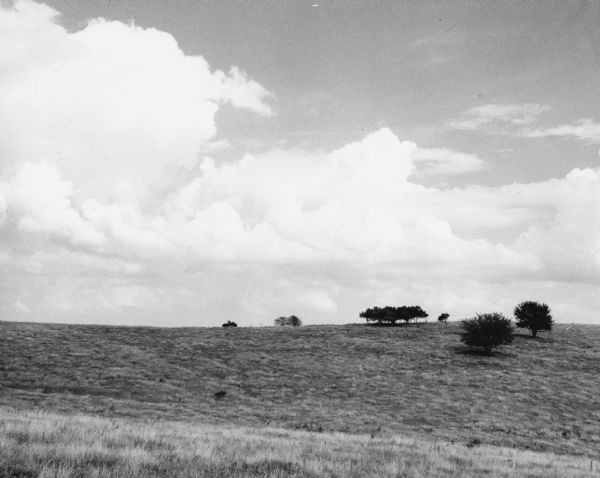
[1,321,599,459]
[1,407,599,478]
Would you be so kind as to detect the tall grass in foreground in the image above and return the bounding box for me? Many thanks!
[1,407,598,478]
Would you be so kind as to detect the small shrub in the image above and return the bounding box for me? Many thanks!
[274,315,302,327]
[460,313,514,354]
[222,321,237,327]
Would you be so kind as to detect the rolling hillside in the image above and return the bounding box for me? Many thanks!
[1,321,599,460]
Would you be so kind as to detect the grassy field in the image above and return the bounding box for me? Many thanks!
[1,407,599,478]
[1,320,600,475]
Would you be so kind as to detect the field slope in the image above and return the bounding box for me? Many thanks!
[1,321,599,464]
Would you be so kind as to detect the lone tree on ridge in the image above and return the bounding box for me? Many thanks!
[438,313,449,324]
[460,313,514,354]
[514,301,553,337]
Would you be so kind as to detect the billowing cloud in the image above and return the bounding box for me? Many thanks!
[516,168,600,282]
[2,124,599,324]
[0,0,272,204]
[4,162,105,248]
[1,1,599,326]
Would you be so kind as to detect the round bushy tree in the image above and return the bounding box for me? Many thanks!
[399,306,428,324]
[360,306,391,325]
[460,313,514,354]
[438,313,449,324]
[514,301,553,337]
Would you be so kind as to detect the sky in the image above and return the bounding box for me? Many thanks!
[0,0,599,326]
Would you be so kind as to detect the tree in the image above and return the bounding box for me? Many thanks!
[438,313,449,324]
[359,306,388,324]
[274,315,302,327]
[360,305,428,325]
[222,321,237,327]
[397,306,428,324]
[514,301,553,337]
[460,313,514,354]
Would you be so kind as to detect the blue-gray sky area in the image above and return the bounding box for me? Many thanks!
[1,0,599,326]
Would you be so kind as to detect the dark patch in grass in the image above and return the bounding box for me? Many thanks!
[452,345,510,357]
[6,430,30,445]
[466,438,482,448]
[214,390,227,400]
[143,439,177,452]
[234,460,311,475]
[514,333,545,340]
[0,464,38,478]
[145,458,321,478]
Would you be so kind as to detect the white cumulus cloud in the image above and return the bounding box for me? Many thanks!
[1,1,599,325]
[0,0,272,204]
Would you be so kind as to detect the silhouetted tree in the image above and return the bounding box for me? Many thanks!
[274,315,302,326]
[460,313,514,354]
[398,306,428,324]
[438,313,449,324]
[222,321,237,327]
[514,301,553,337]
[360,305,428,325]
[359,306,388,324]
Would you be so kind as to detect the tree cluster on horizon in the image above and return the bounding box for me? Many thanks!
[359,300,553,355]
[359,305,428,326]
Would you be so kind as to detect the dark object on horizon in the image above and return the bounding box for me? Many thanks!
[438,313,450,324]
[514,301,553,337]
[359,306,428,325]
[214,390,227,400]
[274,315,302,326]
[460,313,514,354]
[222,321,237,327]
